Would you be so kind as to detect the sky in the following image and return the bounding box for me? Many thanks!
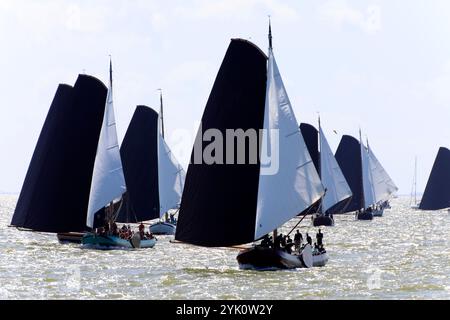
[1,0,450,195]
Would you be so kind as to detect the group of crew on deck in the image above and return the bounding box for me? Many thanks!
[95,222,155,241]
[260,229,326,255]
[356,205,379,215]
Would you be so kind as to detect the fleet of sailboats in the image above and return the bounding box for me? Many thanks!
[300,120,353,227]
[9,21,405,271]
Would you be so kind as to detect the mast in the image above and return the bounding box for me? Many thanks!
[158,89,165,139]
[158,89,169,222]
[109,56,113,95]
[359,129,365,209]
[318,115,323,214]
[268,17,278,241]
[268,16,273,51]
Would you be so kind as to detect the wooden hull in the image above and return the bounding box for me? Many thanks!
[236,245,314,271]
[313,215,335,227]
[57,232,85,244]
[313,252,329,267]
[357,211,374,220]
[373,208,384,217]
[149,222,176,235]
[81,234,156,249]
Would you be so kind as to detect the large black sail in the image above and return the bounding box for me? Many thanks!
[175,39,267,247]
[329,135,362,214]
[11,75,107,232]
[300,123,319,173]
[419,147,450,210]
[116,106,160,223]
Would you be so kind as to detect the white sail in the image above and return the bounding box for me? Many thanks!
[254,50,324,240]
[367,143,398,203]
[157,131,186,217]
[360,133,376,209]
[86,82,126,228]
[319,125,352,213]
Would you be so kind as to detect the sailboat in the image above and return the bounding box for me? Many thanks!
[419,147,450,211]
[115,104,185,235]
[80,60,156,249]
[366,139,398,216]
[300,120,353,227]
[150,91,186,235]
[11,74,109,238]
[175,24,327,270]
[410,157,420,209]
[331,133,376,220]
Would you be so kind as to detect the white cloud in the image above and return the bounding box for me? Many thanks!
[319,0,382,35]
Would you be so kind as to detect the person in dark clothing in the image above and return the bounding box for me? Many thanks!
[286,235,293,245]
[306,233,312,246]
[285,236,294,254]
[111,222,119,236]
[261,235,270,248]
[280,234,286,248]
[294,230,303,251]
[274,235,281,249]
[316,229,324,246]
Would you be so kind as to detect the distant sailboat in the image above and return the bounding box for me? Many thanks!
[366,139,398,216]
[116,104,185,235]
[152,91,186,235]
[176,25,327,270]
[331,133,377,220]
[359,131,378,219]
[419,147,450,211]
[300,120,353,227]
[11,75,109,238]
[410,157,420,209]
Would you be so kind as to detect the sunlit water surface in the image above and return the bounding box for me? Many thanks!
[0,195,449,300]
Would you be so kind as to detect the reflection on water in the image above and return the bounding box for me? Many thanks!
[0,195,449,299]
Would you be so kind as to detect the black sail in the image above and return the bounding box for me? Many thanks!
[419,147,450,210]
[11,75,107,232]
[299,123,320,215]
[116,106,160,223]
[329,135,362,214]
[175,39,267,247]
[300,123,319,173]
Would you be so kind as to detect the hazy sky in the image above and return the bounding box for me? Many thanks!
[1,0,450,195]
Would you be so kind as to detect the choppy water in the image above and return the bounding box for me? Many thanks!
[0,195,449,300]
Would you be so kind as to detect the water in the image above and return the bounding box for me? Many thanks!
[0,195,449,300]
